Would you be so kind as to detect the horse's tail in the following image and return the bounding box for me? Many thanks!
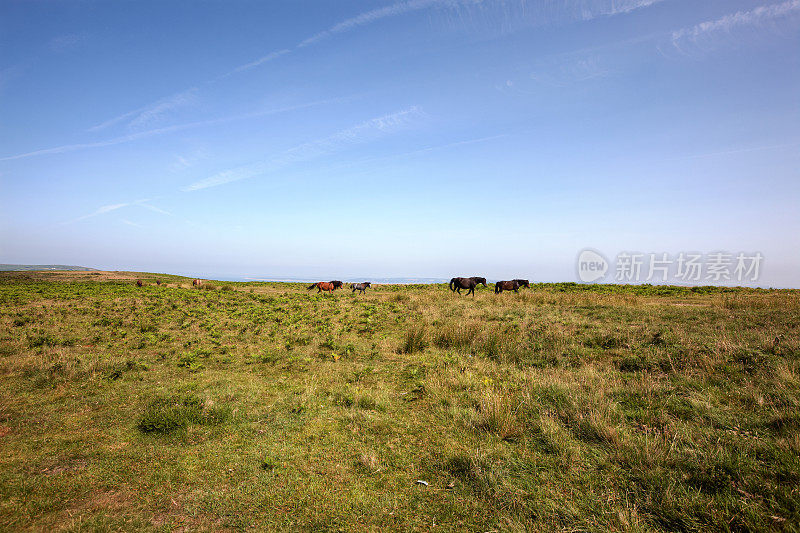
[494,282,500,294]
[307,283,318,290]
[449,278,456,291]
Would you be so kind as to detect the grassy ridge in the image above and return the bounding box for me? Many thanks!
[0,272,798,531]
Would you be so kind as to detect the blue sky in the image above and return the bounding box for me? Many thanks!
[1,0,798,285]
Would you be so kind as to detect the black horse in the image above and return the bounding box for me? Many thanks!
[495,280,522,293]
[512,279,530,288]
[330,280,344,290]
[351,282,371,294]
[449,276,487,296]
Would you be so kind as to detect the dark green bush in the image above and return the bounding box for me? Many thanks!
[137,394,230,434]
[399,323,427,354]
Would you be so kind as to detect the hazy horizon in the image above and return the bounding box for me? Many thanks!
[2,0,798,287]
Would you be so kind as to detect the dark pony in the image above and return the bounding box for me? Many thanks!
[495,280,522,293]
[449,276,487,296]
[136,279,143,287]
[156,279,162,286]
[307,281,342,293]
[512,279,530,288]
[351,282,371,294]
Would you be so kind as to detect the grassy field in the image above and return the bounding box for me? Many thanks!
[1,271,798,532]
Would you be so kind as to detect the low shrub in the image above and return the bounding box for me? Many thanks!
[399,323,427,354]
[137,394,230,434]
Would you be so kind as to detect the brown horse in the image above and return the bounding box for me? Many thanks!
[495,280,521,293]
[136,279,143,287]
[449,276,487,296]
[192,279,202,287]
[156,279,162,286]
[307,281,340,293]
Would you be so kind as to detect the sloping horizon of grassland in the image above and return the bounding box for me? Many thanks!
[0,264,99,272]
[1,264,796,289]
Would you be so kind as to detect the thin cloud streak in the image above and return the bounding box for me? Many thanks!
[138,203,174,216]
[126,89,199,131]
[183,106,424,191]
[394,133,508,157]
[32,0,667,162]
[598,0,665,17]
[298,0,447,47]
[320,133,509,174]
[63,202,129,225]
[226,49,291,76]
[88,88,199,132]
[61,198,173,226]
[1,98,346,161]
[672,0,800,48]
[293,0,664,48]
[672,140,800,161]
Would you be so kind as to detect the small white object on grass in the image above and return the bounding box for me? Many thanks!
[415,480,429,486]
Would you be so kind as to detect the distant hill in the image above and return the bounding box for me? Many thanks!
[0,264,98,271]
[241,276,449,284]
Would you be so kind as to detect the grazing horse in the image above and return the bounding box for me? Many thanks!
[512,279,530,288]
[495,280,522,294]
[330,280,344,290]
[307,281,340,293]
[192,279,202,287]
[156,279,162,286]
[136,279,143,287]
[352,282,371,294]
[449,276,487,296]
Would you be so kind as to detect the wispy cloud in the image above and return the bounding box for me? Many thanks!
[16,0,668,164]
[88,88,199,132]
[340,132,508,169]
[672,139,800,161]
[594,0,665,17]
[62,198,175,226]
[409,133,507,154]
[126,89,199,131]
[527,55,611,87]
[672,0,800,50]
[138,203,174,216]
[183,106,424,191]
[65,202,129,224]
[1,98,343,162]
[225,49,292,76]
[298,0,448,47]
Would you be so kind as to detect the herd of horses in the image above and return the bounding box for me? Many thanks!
[303,277,528,296]
[136,277,528,296]
[305,281,372,294]
[449,276,530,296]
